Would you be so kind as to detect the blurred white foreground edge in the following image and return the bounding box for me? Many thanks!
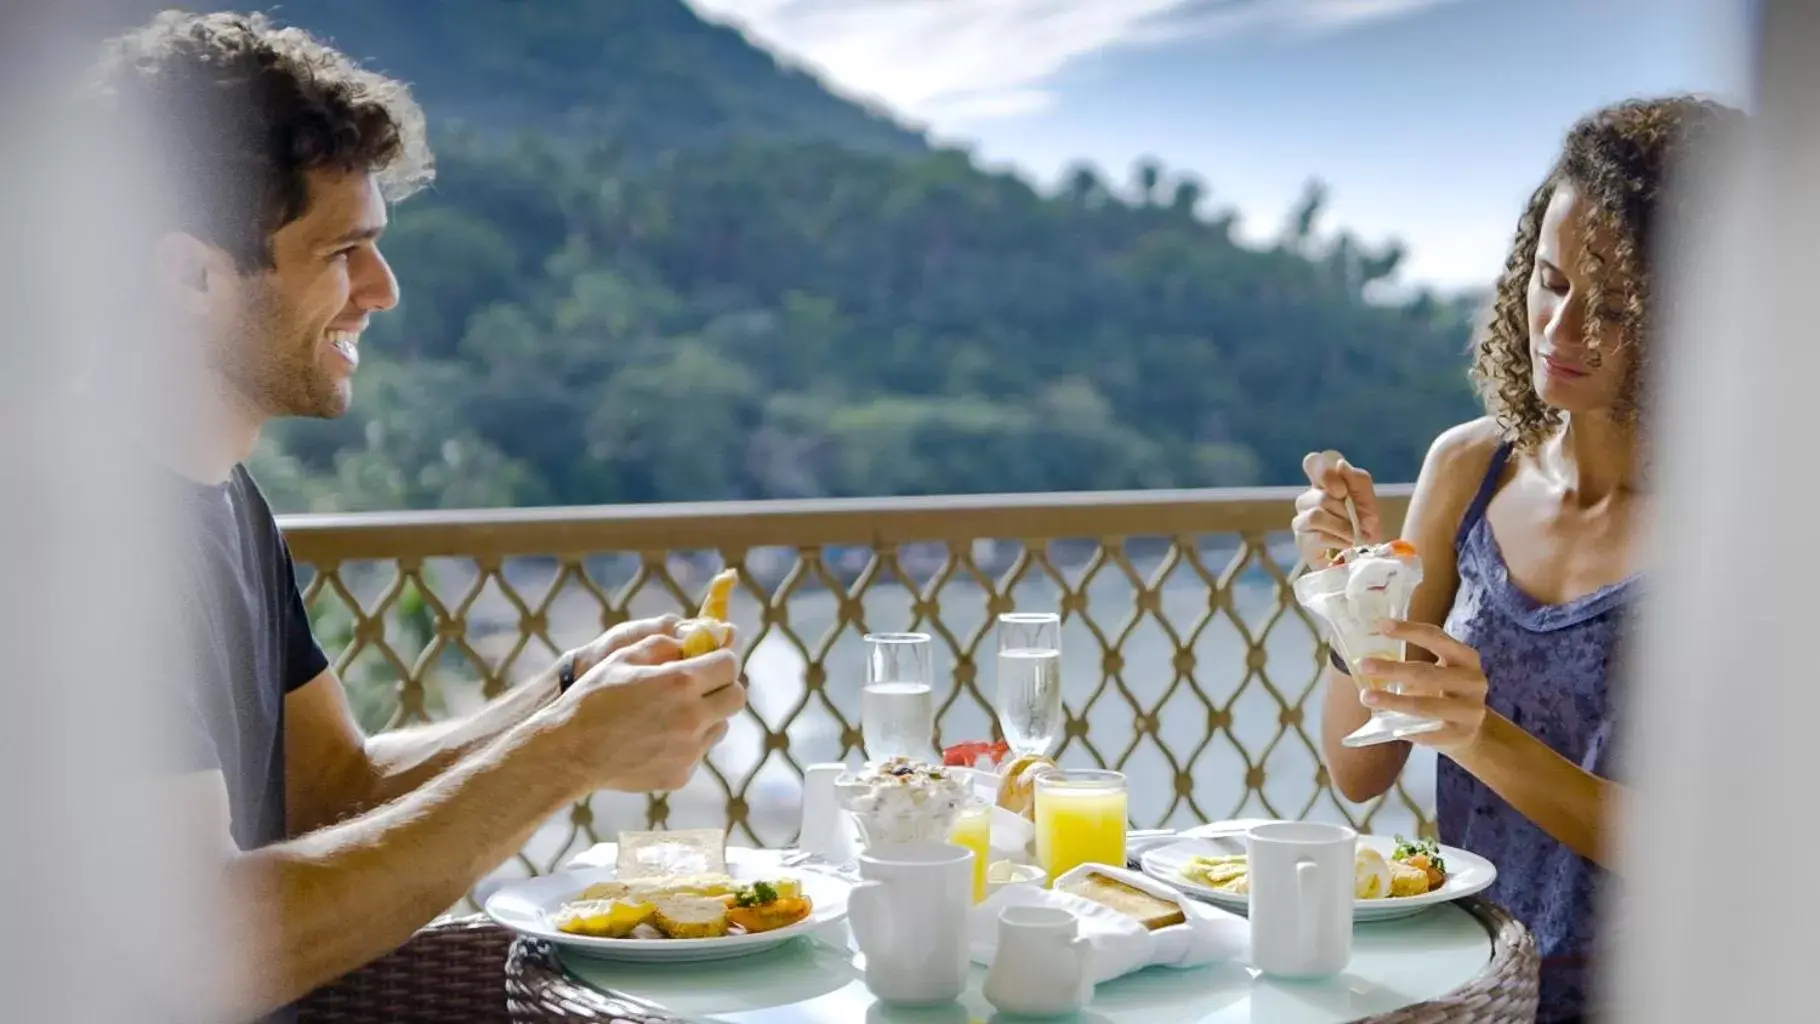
[1610,0,1813,1019]
[1,1,230,1021]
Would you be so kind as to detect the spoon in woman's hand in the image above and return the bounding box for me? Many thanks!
[1316,448,1366,548]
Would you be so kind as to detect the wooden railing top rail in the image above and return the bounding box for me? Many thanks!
[279,485,1416,562]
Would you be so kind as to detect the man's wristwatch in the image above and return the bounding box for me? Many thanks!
[558,654,579,695]
[1328,648,1351,675]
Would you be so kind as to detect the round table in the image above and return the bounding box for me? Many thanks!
[503,897,1537,1023]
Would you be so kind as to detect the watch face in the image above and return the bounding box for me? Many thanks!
[560,657,576,692]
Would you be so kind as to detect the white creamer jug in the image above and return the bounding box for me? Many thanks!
[983,905,1092,1017]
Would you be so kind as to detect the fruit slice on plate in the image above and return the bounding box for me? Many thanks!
[553,898,655,938]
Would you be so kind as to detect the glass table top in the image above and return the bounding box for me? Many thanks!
[556,903,1493,1024]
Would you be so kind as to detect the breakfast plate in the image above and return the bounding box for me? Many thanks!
[484,858,851,964]
[1140,831,1496,923]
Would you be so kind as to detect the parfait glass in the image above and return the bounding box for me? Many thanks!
[1292,552,1444,747]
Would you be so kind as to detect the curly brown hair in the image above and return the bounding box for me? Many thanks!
[83,10,433,269]
[1471,95,1745,449]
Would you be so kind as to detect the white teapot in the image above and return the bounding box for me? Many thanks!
[983,905,1093,1017]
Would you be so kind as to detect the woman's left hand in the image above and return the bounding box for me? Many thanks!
[1357,619,1490,756]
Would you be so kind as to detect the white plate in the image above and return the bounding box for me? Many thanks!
[484,860,851,963]
[1140,833,1496,923]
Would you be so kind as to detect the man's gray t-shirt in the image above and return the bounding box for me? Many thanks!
[162,463,328,1023]
[169,463,327,851]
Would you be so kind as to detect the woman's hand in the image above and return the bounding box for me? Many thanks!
[1357,619,1490,756]
[1293,450,1384,569]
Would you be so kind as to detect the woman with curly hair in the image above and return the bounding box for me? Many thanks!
[1290,94,1743,1022]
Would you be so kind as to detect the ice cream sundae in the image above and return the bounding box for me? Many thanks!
[1294,538,1442,746]
[1300,539,1421,671]
[833,757,973,848]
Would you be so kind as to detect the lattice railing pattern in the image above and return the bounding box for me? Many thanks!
[281,487,1425,905]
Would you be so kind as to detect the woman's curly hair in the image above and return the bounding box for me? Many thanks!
[1471,95,1746,450]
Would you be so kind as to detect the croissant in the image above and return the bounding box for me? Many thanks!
[679,569,738,657]
[995,753,1058,820]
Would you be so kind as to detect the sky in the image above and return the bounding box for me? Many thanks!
[685,0,1756,293]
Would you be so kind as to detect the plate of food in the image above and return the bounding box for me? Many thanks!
[1140,830,1495,922]
[485,832,851,963]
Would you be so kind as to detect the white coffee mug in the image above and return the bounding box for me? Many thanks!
[849,842,974,1006]
[1246,821,1356,978]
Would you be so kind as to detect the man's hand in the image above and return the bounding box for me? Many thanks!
[563,614,685,681]
[556,633,745,792]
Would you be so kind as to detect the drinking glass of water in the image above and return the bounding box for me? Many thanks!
[995,612,1063,757]
[861,632,936,764]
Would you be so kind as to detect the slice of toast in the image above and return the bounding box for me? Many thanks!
[1060,871,1186,931]
[615,829,727,879]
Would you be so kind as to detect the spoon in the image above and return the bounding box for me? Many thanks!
[1317,449,1365,551]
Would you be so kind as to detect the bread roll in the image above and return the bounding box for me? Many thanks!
[679,570,738,657]
[995,753,1058,819]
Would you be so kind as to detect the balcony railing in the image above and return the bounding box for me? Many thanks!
[280,485,1422,905]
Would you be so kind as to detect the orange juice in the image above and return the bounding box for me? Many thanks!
[1033,770,1127,885]
[949,802,992,902]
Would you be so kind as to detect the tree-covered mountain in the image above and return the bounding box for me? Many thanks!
[130,2,1488,511]
[129,0,925,156]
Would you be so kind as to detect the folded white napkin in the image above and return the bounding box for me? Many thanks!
[563,842,619,872]
[990,806,1035,862]
[967,862,1247,985]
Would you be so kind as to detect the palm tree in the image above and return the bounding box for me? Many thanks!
[1063,162,1104,207]
[1284,178,1328,252]
[1170,176,1206,219]
[1133,158,1164,206]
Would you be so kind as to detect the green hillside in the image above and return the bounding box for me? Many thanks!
[127,2,1486,510]
[133,0,925,155]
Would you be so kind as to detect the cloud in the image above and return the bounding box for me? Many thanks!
[686,0,1466,126]
[1140,0,1467,43]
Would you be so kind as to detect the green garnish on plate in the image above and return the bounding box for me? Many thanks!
[734,880,779,907]
[1392,834,1446,874]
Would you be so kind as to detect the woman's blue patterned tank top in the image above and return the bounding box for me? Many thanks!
[1437,442,1635,1022]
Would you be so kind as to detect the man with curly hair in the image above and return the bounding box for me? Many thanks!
[88,12,747,1021]
[1291,96,1746,1021]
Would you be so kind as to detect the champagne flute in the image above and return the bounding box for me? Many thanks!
[995,612,1063,757]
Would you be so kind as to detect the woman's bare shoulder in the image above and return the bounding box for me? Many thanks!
[1407,417,1507,532]
[1426,417,1506,483]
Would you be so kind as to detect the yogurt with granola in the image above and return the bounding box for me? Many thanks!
[833,757,972,847]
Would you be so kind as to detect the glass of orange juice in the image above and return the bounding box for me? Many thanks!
[948,798,992,902]
[1033,769,1127,885]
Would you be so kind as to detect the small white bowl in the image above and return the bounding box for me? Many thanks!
[986,860,1048,897]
